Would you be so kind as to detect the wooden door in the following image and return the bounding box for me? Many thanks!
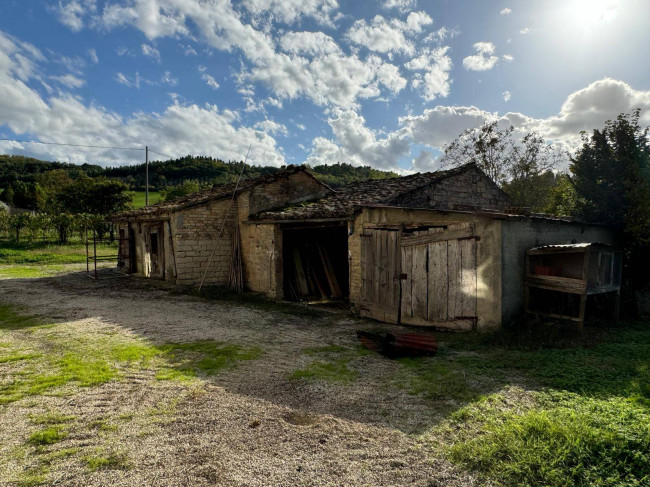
[360,228,401,321]
[401,225,477,329]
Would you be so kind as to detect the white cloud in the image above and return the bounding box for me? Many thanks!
[423,26,457,43]
[305,108,410,169]
[381,0,416,14]
[279,32,341,56]
[50,0,97,32]
[141,43,160,61]
[502,90,511,102]
[463,42,499,71]
[161,71,177,85]
[59,0,406,108]
[404,11,433,33]
[411,149,436,172]
[502,54,514,62]
[520,27,530,34]
[201,72,220,90]
[405,47,452,101]
[242,0,340,27]
[51,74,85,89]
[541,78,650,141]
[401,105,497,148]
[87,48,99,63]
[254,119,288,136]
[179,44,197,56]
[346,15,414,55]
[115,72,133,87]
[500,8,512,15]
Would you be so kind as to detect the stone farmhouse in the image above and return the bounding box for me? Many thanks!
[111,163,615,331]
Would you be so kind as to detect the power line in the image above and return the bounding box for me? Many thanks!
[0,137,145,152]
[148,149,176,159]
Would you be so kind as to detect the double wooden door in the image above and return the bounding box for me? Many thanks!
[360,225,478,329]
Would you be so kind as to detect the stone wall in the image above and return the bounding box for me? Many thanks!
[390,166,511,211]
[248,171,331,215]
[169,199,237,286]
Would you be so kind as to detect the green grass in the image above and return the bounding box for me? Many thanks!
[405,321,650,486]
[155,341,262,381]
[28,427,68,446]
[131,191,162,208]
[28,412,76,425]
[291,358,357,383]
[0,241,116,265]
[83,451,130,471]
[291,343,370,384]
[0,240,117,279]
[0,304,263,404]
[445,391,650,487]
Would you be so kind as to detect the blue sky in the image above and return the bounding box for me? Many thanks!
[0,0,648,172]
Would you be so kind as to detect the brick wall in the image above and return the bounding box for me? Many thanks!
[390,167,511,211]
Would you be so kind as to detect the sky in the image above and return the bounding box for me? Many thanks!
[0,0,648,172]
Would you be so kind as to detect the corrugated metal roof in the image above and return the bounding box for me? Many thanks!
[529,242,615,251]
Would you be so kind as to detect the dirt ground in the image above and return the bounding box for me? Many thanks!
[0,271,486,486]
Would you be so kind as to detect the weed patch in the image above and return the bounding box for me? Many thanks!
[28,427,68,446]
[155,341,262,381]
[84,451,130,471]
[291,343,368,384]
[444,391,650,487]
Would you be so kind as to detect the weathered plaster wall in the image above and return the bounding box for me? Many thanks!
[390,167,511,212]
[348,208,503,331]
[500,219,617,326]
[238,171,330,298]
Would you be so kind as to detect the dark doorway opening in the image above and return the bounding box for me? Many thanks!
[283,225,349,301]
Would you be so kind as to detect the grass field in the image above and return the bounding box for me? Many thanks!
[0,240,117,278]
[130,191,162,208]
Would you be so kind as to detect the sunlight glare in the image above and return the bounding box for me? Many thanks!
[570,0,620,26]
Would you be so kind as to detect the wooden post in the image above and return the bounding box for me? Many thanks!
[145,146,149,207]
[93,228,97,280]
[578,293,587,334]
[85,227,89,274]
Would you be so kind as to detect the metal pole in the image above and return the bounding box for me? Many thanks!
[145,145,149,207]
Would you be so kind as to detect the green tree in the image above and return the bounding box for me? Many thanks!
[0,207,9,238]
[9,213,31,242]
[55,177,132,216]
[442,121,516,186]
[570,110,650,286]
[544,173,577,216]
[161,179,201,202]
[442,123,561,209]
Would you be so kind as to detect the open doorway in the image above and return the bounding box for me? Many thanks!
[283,224,349,301]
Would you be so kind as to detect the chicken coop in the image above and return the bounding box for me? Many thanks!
[524,243,623,331]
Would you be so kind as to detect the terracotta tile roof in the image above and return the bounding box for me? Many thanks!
[250,163,479,221]
[110,165,316,220]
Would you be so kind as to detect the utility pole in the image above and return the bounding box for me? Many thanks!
[145,145,149,207]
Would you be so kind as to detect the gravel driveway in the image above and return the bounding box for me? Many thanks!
[0,272,483,486]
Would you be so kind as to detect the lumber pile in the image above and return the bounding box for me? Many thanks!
[286,241,342,300]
